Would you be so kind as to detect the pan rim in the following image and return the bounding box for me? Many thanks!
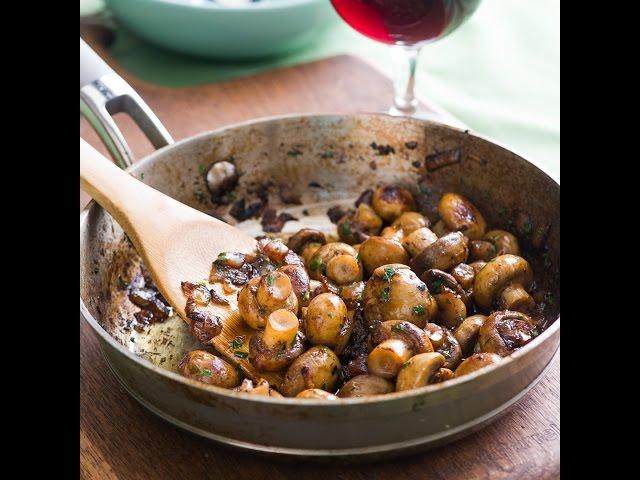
[80,112,559,406]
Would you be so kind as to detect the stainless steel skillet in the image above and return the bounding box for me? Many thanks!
[80,39,560,460]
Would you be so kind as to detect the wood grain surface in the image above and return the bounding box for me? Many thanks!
[80,28,559,479]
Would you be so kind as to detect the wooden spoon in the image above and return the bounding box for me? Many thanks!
[80,138,282,385]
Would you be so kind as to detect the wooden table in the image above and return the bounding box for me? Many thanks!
[80,30,559,479]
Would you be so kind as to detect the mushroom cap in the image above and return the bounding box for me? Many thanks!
[478,310,535,356]
[409,232,469,277]
[304,293,351,350]
[454,353,502,378]
[358,236,409,276]
[287,228,327,254]
[337,374,394,398]
[372,185,416,222]
[437,193,486,240]
[281,346,341,397]
[424,323,463,370]
[307,242,360,282]
[296,389,339,400]
[249,330,305,372]
[391,211,430,234]
[484,229,520,256]
[395,352,446,392]
[473,254,534,312]
[363,265,436,328]
[178,350,241,388]
[371,320,433,354]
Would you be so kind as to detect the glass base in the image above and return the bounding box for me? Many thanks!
[388,105,449,124]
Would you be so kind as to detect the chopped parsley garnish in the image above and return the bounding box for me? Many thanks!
[544,292,555,305]
[542,253,552,269]
[391,323,404,333]
[287,148,303,157]
[441,348,452,359]
[339,221,352,237]
[413,305,426,316]
[229,337,243,350]
[194,190,206,203]
[200,368,212,377]
[431,279,443,294]
[266,274,275,286]
[380,286,391,303]
[140,173,144,180]
[401,361,411,370]
[309,257,323,271]
[356,253,361,262]
[234,351,249,359]
[321,150,334,158]
[303,290,311,303]
[455,314,465,324]
[198,164,207,175]
[419,184,431,195]
[531,328,540,337]
[523,221,534,235]
[383,266,395,282]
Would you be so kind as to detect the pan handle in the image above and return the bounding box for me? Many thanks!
[80,38,174,169]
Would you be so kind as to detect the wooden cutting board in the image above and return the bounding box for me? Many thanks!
[80,27,559,480]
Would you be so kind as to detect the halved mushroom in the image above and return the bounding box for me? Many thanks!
[249,309,305,371]
[281,346,341,397]
[296,389,339,400]
[437,193,486,240]
[371,185,416,222]
[454,353,502,378]
[358,236,409,275]
[453,314,487,355]
[287,228,327,266]
[277,264,310,304]
[424,323,463,370]
[478,310,536,356]
[237,271,298,329]
[473,254,535,313]
[401,227,438,258]
[337,374,394,398]
[233,378,282,397]
[307,242,362,286]
[178,350,241,388]
[363,264,437,329]
[391,211,430,234]
[337,203,383,244]
[484,230,520,256]
[395,352,446,392]
[304,293,353,353]
[409,232,469,277]
[367,338,413,379]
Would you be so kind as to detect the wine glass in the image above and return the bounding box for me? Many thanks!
[330,0,482,118]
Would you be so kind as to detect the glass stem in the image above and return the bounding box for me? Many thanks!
[390,45,420,116]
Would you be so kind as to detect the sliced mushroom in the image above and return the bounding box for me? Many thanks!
[237,272,298,329]
[233,378,282,397]
[296,389,339,400]
[395,352,446,392]
[424,323,463,370]
[249,309,305,371]
[358,236,409,276]
[473,254,535,313]
[281,346,341,397]
[304,293,353,353]
[454,353,502,378]
[337,203,383,244]
[391,211,431,234]
[371,185,416,222]
[478,310,536,356]
[409,232,469,277]
[453,314,487,355]
[484,230,520,256]
[401,227,438,258]
[337,374,394,398]
[437,193,486,240]
[363,264,437,329]
[178,350,241,388]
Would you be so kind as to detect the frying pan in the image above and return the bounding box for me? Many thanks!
[80,38,560,460]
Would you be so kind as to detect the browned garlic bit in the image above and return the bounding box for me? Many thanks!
[175,185,551,399]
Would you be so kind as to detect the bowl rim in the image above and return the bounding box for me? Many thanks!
[80,112,560,407]
[110,0,329,12]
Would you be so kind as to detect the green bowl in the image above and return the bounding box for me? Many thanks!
[104,0,335,60]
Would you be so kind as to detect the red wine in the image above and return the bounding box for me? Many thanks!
[331,0,481,46]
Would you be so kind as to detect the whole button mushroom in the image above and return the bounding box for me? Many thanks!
[453,314,487,355]
[473,254,535,313]
[395,352,446,392]
[358,236,409,276]
[287,228,327,267]
[281,346,341,397]
[402,227,438,258]
[307,242,363,287]
[437,193,486,240]
[296,389,339,400]
[277,264,310,305]
[337,203,383,244]
[454,353,502,378]
[409,232,469,278]
[178,350,241,388]
[337,374,394,398]
[237,271,298,329]
[451,263,476,290]
[249,309,305,372]
[484,229,520,256]
[424,323,463,370]
[367,320,434,378]
[422,269,468,330]
[391,211,431,234]
[371,185,416,222]
[303,293,354,353]
[363,264,437,329]
[478,310,536,357]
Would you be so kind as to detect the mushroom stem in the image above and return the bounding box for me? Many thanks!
[367,339,413,379]
[499,284,535,312]
[256,272,293,309]
[263,309,299,349]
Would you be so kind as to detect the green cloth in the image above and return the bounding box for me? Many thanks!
[81,0,559,179]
